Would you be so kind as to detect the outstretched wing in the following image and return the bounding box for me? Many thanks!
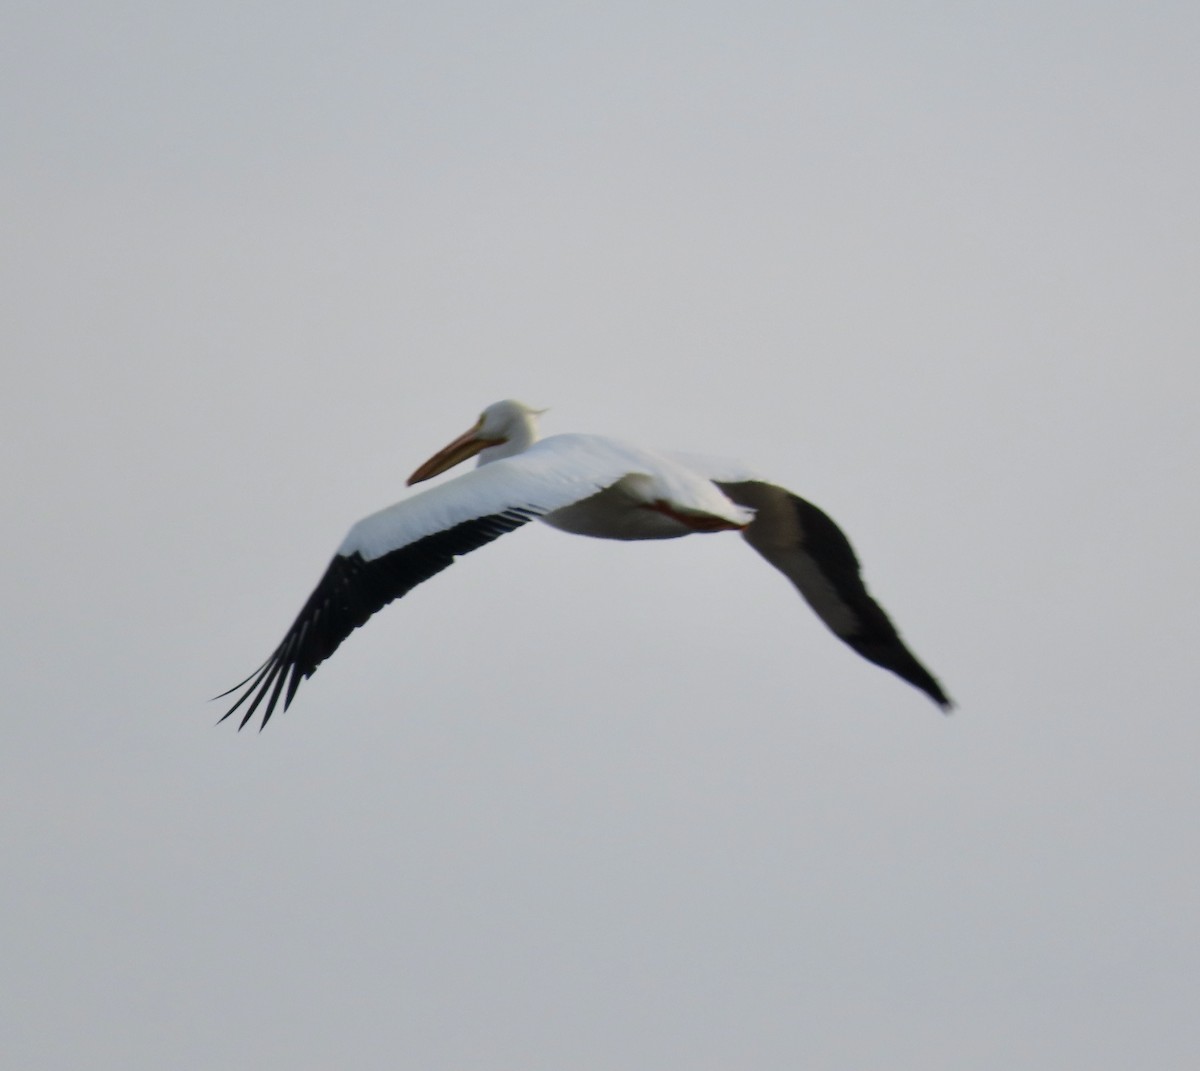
[717,480,952,710]
[217,507,541,730]
[219,440,634,729]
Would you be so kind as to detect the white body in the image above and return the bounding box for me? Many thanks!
[220,399,950,729]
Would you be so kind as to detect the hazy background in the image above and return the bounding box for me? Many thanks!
[4,3,1198,1068]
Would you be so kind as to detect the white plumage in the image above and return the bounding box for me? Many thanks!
[341,433,753,561]
[219,399,951,728]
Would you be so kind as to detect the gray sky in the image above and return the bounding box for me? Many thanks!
[4,3,1198,1068]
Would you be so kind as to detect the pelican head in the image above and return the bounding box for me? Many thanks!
[407,399,546,485]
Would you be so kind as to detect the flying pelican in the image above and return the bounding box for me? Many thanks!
[219,399,951,728]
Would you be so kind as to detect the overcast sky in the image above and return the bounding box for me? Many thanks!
[4,3,1198,1068]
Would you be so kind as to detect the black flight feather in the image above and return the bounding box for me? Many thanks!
[217,507,539,729]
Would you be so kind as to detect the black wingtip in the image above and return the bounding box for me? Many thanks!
[918,674,954,714]
[907,667,955,710]
[920,671,955,715]
[842,629,954,715]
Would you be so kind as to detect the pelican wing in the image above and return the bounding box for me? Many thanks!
[219,440,635,729]
[717,480,952,709]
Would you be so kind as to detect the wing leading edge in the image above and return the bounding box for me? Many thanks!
[217,508,541,729]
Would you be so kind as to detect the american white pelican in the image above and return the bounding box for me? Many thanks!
[220,399,951,728]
